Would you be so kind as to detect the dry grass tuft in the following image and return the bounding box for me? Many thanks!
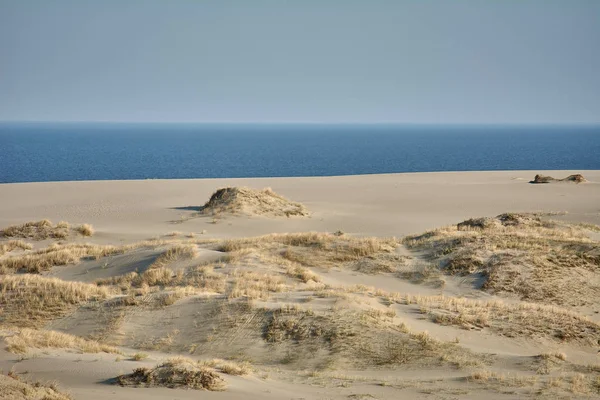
[0,220,95,240]
[200,359,252,375]
[260,304,474,369]
[0,372,72,400]
[4,328,121,354]
[200,187,309,218]
[218,232,398,270]
[0,242,124,274]
[97,264,227,295]
[116,357,225,391]
[286,265,321,283]
[228,270,287,300]
[0,240,32,256]
[468,370,538,387]
[0,220,68,240]
[75,223,94,236]
[131,352,149,361]
[0,274,111,326]
[150,244,198,268]
[407,294,600,345]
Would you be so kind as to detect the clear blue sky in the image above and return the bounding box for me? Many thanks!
[1,0,599,124]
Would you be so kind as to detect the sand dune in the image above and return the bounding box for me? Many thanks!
[1,171,599,399]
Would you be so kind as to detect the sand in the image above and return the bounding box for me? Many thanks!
[1,170,599,399]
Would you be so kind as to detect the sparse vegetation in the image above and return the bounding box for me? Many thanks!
[403,213,600,306]
[149,244,198,268]
[0,372,72,400]
[0,242,123,274]
[0,274,111,326]
[200,186,309,217]
[0,239,32,256]
[131,352,149,361]
[286,265,321,283]
[116,357,225,390]
[4,328,121,354]
[0,220,94,240]
[199,358,252,375]
[1,215,598,397]
[75,223,94,236]
[407,294,600,344]
[228,270,287,300]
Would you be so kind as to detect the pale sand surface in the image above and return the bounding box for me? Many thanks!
[1,170,599,241]
[1,170,599,399]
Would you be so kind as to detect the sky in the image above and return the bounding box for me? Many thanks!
[1,0,599,124]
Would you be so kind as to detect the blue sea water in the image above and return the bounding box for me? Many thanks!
[0,123,599,184]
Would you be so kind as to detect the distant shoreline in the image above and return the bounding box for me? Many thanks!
[2,169,600,186]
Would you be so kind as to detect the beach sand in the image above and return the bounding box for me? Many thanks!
[1,170,599,399]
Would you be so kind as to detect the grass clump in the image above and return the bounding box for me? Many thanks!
[0,372,72,400]
[0,220,95,240]
[218,232,398,270]
[286,265,321,283]
[0,240,32,256]
[75,223,94,236]
[150,244,198,268]
[0,242,123,274]
[5,328,121,354]
[228,270,287,300]
[200,186,309,218]
[0,274,111,326]
[132,352,149,361]
[116,357,225,391]
[407,294,600,345]
[199,359,252,375]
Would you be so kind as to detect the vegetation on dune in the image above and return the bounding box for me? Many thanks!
[0,214,599,397]
[0,274,111,326]
[0,239,32,256]
[200,186,309,218]
[405,294,600,345]
[0,220,95,240]
[0,242,124,274]
[403,213,600,306]
[0,372,72,400]
[4,327,121,354]
[116,357,226,391]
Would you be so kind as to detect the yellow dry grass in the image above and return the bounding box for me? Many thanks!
[200,186,309,218]
[0,243,124,274]
[259,302,476,369]
[149,244,198,268]
[0,274,111,327]
[0,372,72,400]
[228,270,287,300]
[217,232,398,270]
[4,327,121,354]
[0,240,32,256]
[406,294,600,345]
[403,213,600,306]
[0,220,95,240]
[286,265,321,283]
[199,358,252,375]
[75,223,94,236]
[116,357,225,390]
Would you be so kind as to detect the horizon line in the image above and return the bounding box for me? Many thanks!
[1,120,600,127]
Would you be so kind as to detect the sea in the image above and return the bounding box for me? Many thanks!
[1,123,599,184]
